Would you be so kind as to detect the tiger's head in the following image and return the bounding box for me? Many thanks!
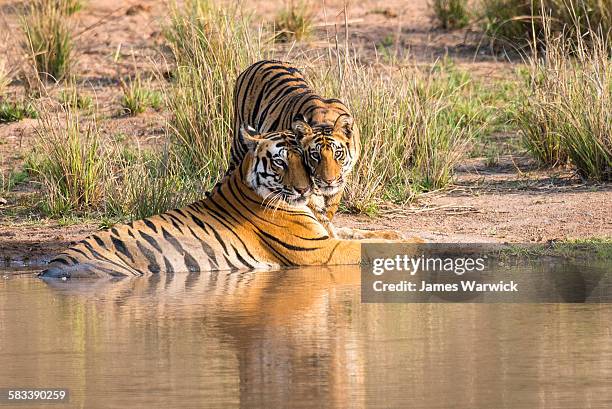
[239,126,313,207]
[292,113,357,196]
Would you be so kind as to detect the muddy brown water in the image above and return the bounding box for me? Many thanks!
[0,266,611,409]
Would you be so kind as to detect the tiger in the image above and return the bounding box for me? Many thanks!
[230,60,402,240]
[40,127,422,279]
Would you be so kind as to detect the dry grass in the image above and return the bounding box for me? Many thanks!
[479,0,612,46]
[27,104,197,220]
[21,0,75,81]
[27,108,107,216]
[0,59,10,96]
[165,0,266,186]
[105,150,200,221]
[516,24,611,180]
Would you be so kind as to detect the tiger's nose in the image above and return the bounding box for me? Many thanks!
[323,177,335,185]
[295,186,310,195]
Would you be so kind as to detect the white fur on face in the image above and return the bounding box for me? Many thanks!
[246,143,285,200]
[246,142,311,208]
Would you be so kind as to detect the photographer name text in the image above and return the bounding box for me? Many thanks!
[373,280,518,293]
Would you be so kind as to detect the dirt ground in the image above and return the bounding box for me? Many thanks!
[339,157,612,243]
[0,0,610,268]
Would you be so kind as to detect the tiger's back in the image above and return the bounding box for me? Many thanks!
[231,60,358,170]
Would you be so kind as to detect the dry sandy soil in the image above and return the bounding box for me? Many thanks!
[0,0,610,267]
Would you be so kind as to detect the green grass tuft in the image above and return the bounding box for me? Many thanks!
[59,86,93,111]
[433,0,469,29]
[274,1,314,42]
[21,0,74,81]
[27,109,107,216]
[120,74,163,116]
[0,169,29,194]
[0,100,38,123]
[57,0,84,15]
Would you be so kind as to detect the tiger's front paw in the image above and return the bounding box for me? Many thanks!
[401,235,426,243]
[334,227,405,240]
[373,230,405,240]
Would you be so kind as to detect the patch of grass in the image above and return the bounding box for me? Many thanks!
[0,100,38,123]
[432,0,469,29]
[516,96,570,167]
[56,0,84,15]
[1,169,29,193]
[0,59,10,96]
[105,149,200,221]
[59,86,93,111]
[165,0,266,187]
[274,1,314,42]
[28,107,200,220]
[379,35,394,49]
[484,148,500,167]
[120,74,163,116]
[478,0,612,47]
[417,59,522,162]
[375,34,399,63]
[478,0,533,45]
[565,237,612,245]
[516,25,611,180]
[113,132,128,143]
[27,109,108,216]
[21,0,74,81]
[0,192,49,226]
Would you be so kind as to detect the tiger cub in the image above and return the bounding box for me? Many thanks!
[230,60,401,240]
[40,127,419,279]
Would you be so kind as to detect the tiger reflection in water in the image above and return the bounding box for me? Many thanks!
[42,266,366,407]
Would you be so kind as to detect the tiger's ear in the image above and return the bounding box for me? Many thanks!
[291,114,313,140]
[333,114,353,137]
[239,125,261,152]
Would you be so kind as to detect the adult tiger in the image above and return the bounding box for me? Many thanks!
[40,127,422,278]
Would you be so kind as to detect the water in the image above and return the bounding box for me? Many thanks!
[1,266,612,409]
